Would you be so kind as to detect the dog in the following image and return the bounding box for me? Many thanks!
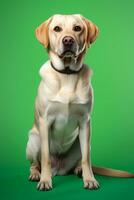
[26,14,134,191]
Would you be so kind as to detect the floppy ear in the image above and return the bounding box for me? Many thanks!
[83,17,99,47]
[35,17,52,48]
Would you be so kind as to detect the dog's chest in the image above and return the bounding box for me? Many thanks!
[48,102,89,154]
[39,64,92,154]
[42,69,91,104]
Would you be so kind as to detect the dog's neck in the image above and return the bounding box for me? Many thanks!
[49,50,85,73]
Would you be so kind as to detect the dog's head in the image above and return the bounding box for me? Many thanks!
[35,14,99,58]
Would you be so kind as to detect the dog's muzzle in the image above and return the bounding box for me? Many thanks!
[60,36,76,58]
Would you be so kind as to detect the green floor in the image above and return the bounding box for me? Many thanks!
[1,166,134,200]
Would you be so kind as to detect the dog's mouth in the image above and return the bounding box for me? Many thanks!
[59,50,76,58]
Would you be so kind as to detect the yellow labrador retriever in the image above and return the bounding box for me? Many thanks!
[26,14,134,191]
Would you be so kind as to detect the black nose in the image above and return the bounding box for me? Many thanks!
[62,36,74,46]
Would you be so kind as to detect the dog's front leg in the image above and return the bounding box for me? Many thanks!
[37,117,52,191]
[79,118,99,189]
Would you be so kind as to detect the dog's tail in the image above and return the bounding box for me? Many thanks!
[92,166,134,178]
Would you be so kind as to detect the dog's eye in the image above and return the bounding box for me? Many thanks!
[53,26,62,32]
[73,26,82,32]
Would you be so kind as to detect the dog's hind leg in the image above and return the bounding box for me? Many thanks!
[74,160,82,177]
[26,126,41,182]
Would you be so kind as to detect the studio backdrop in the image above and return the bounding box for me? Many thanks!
[0,0,134,199]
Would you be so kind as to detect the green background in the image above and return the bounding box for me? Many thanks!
[0,0,134,199]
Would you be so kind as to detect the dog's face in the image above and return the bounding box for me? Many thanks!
[36,14,98,58]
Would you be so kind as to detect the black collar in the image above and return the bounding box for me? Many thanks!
[50,61,83,75]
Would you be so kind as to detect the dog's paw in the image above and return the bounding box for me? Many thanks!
[29,172,40,182]
[84,178,100,190]
[37,179,52,191]
[74,166,82,178]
